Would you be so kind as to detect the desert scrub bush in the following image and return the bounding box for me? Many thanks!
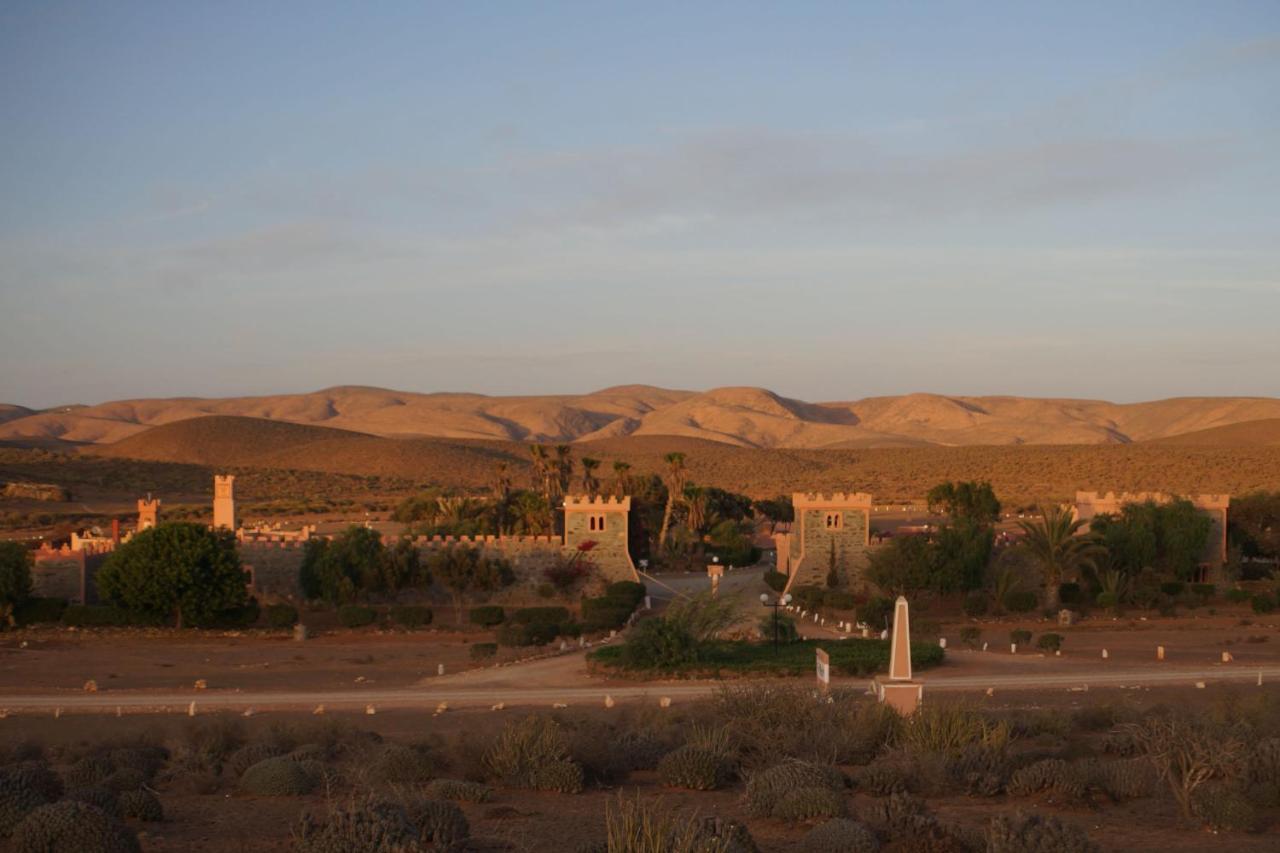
[1248,736,1280,785]
[496,620,558,647]
[238,756,317,796]
[106,746,166,780]
[296,759,340,790]
[484,716,584,793]
[1225,588,1250,603]
[797,818,879,853]
[102,768,147,793]
[0,763,62,802]
[0,771,51,836]
[744,759,845,818]
[567,721,634,786]
[65,785,121,818]
[986,811,1098,853]
[1121,714,1245,819]
[227,743,285,777]
[469,642,498,661]
[772,787,848,822]
[657,746,735,791]
[469,605,505,626]
[1006,759,1086,800]
[174,715,245,773]
[60,755,115,789]
[367,743,434,786]
[1008,629,1031,646]
[603,794,752,853]
[423,778,492,803]
[10,800,141,853]
[1191,781,1258,832]
[617,730,672,771]
[856,760,909,796]
[294,796,420,853]
[1035,633,1062,652]
[389,604,432,628]
[865,792,975,851]
[895,704,1012,757]
[288,743,330,763]
[958,626,981,648]
[401,797,469,847]
[265,603,299,628]
[1085,758,1156,802]
[117,790,163,822]
[337,604,378,628]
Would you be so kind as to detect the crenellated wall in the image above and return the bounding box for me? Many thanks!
[1073,490,1229,568]
[778,492,874,594]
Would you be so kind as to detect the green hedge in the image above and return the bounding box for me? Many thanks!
[590,638,943,678]
[823,590,857,609]
[265,603,299,629]
[1190,583,1216,600]
[511,606,568,625]
[62,605,165,628]
[605,581,646,609]
[15,596,68,625]
[1005,591,1038,613]
[469,605,506,626]
[197,600,260,629]
[496,621,559,647]
[338,605,378,628]
[390,605,433,628]
[1226,588,1251,603]
[580,597,632,631]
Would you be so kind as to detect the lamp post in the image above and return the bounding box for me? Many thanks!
[760,592,793,651]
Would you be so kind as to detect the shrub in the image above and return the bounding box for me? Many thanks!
[227,743,285,777]
[423,779,493,803]
[1191,782,1257,832]
[293,797,420,853]
[986,810,1099,853]
[0,771,50,836]
[744,759,845,818]
[512,606,568,624]
[581,597,633,631]
[61,756,115,789]
[14,597,67,626]
[367,743,433,786]
[617,731,672,772]
[1009,629,1031,646]
[1160,581,1185,597]
[337,605,378,628]
[265,603,299,629]
[1096,591,1118,610]
[469,605,505,626]
[603,794,754,853]
[1226,588,1251,603]
[1251,594,1276,614]
[773,787,847,822]
[10,801,141,853]
[657,746,735,791]
[102,768,146,793]
[1087,758,1156,802]
[117,790,162,822]
[532,760,585,794]
[60,606,157,628]
[484,716,583,793]
[0,763,62,803]
[389,605,432,628]
[1191,583,1216,600]
[469,642,498,661]
[238,756,316,796]
[962,591,989,618]
[496,621,557,647]
[1036,633,1063,652]
[856,596,893,629]
[402,797,469,847]
[1005,591,1038,613]
[763,570,787,592]
[959,626,982,648]
[605,581,646,610]
[823,590,857,610]
[1057,583,1082,607]
[798,818,879,853]
[897,704,1012,756]
[1006,759,1085,800]
[296,760,340,790]
[759,613,799,643]
[856,761,909,796]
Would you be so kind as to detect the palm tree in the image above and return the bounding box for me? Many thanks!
[610,461,632,496]
[684,485,708,536]
[512,492,552,535]
[1017,504,1104,611]
[658,452,687,549]
[493,462,513,534]
[580,457,601,497]
[553,444,573,499]
[528,445,551,500]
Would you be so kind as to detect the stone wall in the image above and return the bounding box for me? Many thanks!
[563,496,638,584]
[780,492,873,593]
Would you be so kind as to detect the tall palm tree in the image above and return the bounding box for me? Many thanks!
[1017,504,1104,610]
[493,462,513,534]
[528,444,551,500]
[658,452,687,549]
[580,457,601,497]
[553,444,574,499]
[512,492,552,535]
[610,461,632,496]
[684,485,708,536]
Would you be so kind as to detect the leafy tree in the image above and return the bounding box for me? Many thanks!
[510,490,554,535]
[927,481,1001,525]
[932,518,994,593]
[429,545,515,621]
[658,452,687,549]
[553,444,574,498]
[97,523,249,628]
[298,526,421,604]
[866,535,934,598]
[1229,491,1280,559]
[1017,504,1104,610]
[1092,499,1212,580]
[706,519,758,567]
[0,540,33,626]
[825,540,839,588]
[753,496,795,534]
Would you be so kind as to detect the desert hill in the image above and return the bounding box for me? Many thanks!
[6,386,1280,450]
[1143,418,1280,447]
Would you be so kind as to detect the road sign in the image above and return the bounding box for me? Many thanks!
[816,648,830,688]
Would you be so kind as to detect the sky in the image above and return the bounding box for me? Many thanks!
[2,1,1278,408]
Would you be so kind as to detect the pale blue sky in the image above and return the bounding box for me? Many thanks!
[2,2,1278,408]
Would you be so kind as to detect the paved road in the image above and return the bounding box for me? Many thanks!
[3,662,1275,714]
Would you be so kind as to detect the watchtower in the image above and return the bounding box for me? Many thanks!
[782,492,873,594]
[562,495,638,583]
[213,475,236,531]
[136,495,160,531]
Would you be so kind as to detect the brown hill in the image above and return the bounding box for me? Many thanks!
[8,386,1280,449]
[1143,418,1280,447]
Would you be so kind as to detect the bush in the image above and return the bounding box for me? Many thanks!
[470,642,498,661]
[10,801,140,853]
[1191,782,1257,832]
[605,581,646,610]
[986,810,1099,853]
[1096,591,1119,609]
[856,761,909,796]
[0,763,61,803]
[856,596,893,629]
[1226,588,1251,603]
[496,621,558,647]
[0,771,50,836]
[469,605,505,626]
[744,759,845,818]
[294,797,419,853]
[798,818,879,853]
[1005,591,1038,613]
[1087,758,1156,802]
[963,591,989,618]
[61,756,115,789]
[101,768,146,793]
[1009,629,1031,646]
[512,606,568,625]
[367,743,433,786]
[484,716,583,793]
[603,794,757,853]
[657,746,735,791]
[423,779,493,803]
[759,613,799,643]
[823,590,857,610]
[580,597,633,631]
[116,790,162,822]
[1007,759,1085,800]
[1057,582,1082,607]
[763,570,787,592]
[265,603,299,629]
[1191,583,1216,600]
[533,760,585,794]
[1251,594,1276,614]
[238,757,317,796]
[1160,581,1186,597]
[14,597,67,626]
[1036,633,1063,652]
[228,743,285,777]
[389,605,432,628]
[337,605,378,628]
[959,626,982,648]
[60,606,161,628]
[402,797,469,847]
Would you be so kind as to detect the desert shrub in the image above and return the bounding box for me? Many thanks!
[61,756,115,789]
[1086,758,1156,802]
[957,626,982,648]
[469,605,506,626]
[470,642,498,661]
[1191,583,1216,599]
[1226,588,1251,603]
[1057,583,1082,607]
[1095,591,1118,610]
[174,715,245,774]
[14,597,67,626]
[823,590,857,610]
[986,810,1098,853]
[616,730,672,772]
[948,744,1011,797]
[227,743,285,777]
[402,797,469,846]
[565,722,634,787]
[1160,581,1185,597]
[658,746,734,791]
[791,585,825,610]
[116,790,162,822]
[496,621,558,647]
[512,606,569,625]
[106,747,166,780]
[1008,629,1031,646]
[856,596,893,629]
[1191,781,1257,832]
[1006,759,1085,800]
[63,785,120,817]
[758,612,799,643]
[744,759,845,818]
[0,763,61,803]
[10,801,140,853]
[265,603,299,628]
[101,768,146,793]
[865,792,972,850]
[288,743,330,763]
[773,787,847,822]
[293,797,419,853]
[484,716,583,792]
[603,794,749,853]
[605,581,646,610]
[581,596,633,631]
[1121,713,1246,818]
[1070,705,1119,732]
[1250,594,1276,614]
[0,772,50,836]
[238,756,316,796]
[763,570,787,592]
[856,760,910,796]
[1036,633,1062,652]
[798,818,879,853]
[1248,737,1280,785]
[367,743,433,786]
[896,704,1011,757]
[423,778,492,803]
[1005,591,1038,613]
[962,591,988,618]
[337,605,378,628]
[389,605,432,628]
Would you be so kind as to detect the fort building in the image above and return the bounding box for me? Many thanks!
[1073,491,1230,580]
[137,495,160,531]
[774,492,873,594]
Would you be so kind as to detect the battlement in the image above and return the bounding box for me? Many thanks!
[238,537,308,550]
[563,495,631,511]
[1075,491,1231,510]
[412,534,561,546]
[793,492,875,509]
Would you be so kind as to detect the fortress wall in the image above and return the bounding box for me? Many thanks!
[784,493,874,593]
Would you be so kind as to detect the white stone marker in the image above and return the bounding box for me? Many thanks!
[438,664,445,676]
[1157,646,1164,661]
[1101,649,1109,659]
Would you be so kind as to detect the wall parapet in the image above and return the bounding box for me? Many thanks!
[564,495,631,510]
[793,492,874,509]
[1075,491,1231,510]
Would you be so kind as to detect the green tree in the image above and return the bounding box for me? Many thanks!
[753,496,795,534]
[927,481,1001,525]
[298,526,402,604]
[825,540,840,588]
[1092,499,1212,580]
[429,545,515,621]
[97,523,248,628]
[0,541,33,627]
[610,461,632,497]
[867,535,934,598]
[658,452,687,550]
[1229,491,1280,559]
[510,491,554,535]
[1017,504,1104,610]
[580,457,601,497]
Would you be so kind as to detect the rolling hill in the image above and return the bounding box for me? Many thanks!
[1142,418,1280,447]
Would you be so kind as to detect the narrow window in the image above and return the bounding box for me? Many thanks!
[597,515,607,531]
[589,517,596,531]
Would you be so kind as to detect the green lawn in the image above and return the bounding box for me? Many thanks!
[588,638,944,679]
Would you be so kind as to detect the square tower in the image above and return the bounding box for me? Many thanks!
[562,495,638,583]
[213,475,236,531]
[782,492,873,593]
[136,495,161,531]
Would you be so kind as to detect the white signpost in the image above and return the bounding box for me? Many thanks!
[815,648,830,690]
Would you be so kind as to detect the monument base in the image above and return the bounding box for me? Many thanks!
[876,681,923,716]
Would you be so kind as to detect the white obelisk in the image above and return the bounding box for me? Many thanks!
[876,596,923,715]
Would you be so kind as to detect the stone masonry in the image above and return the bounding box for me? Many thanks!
[775,492,873,594]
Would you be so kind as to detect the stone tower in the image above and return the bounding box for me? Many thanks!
[136,495,160,531]
[213,475,236,531]
[780,492,873,594]
[562,495,638,583]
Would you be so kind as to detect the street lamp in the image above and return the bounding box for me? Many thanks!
[760,592,793,651]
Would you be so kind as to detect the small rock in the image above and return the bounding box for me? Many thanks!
[313,704,325,715]
[659,696,672,708]
[491,702,505,711]
[365,704,376,715]
[83,680,98,693]
[193,679,207,690]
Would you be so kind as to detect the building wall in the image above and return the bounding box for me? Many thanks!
[563,496,638,584]
[781,492,873,593]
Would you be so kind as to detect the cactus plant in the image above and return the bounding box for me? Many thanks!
[227,743,285,777]
[10,801,141,853]
[238,757,317,796]
[1006,759,1086,800]
[117,790,163,823]
[423,779,493,803]
[657,746,734,791]
[532,760,585,794]
[403,797,469,846]
[986,810,1099,853]
[64,786,121,818]
[368,743,434,786]
[798,818,880,853]
[772,787,848,822]
[293,797,420,853]
[0,772,50,837]
[744,759,845,818]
